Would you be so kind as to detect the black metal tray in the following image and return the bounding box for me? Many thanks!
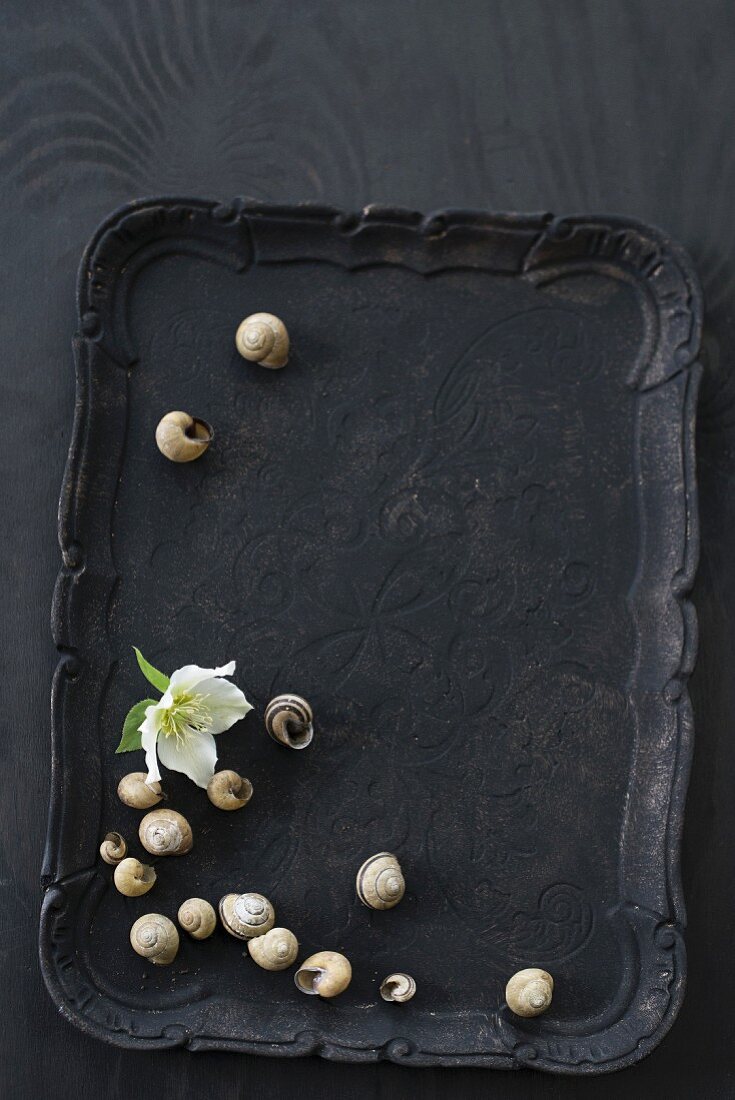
[41,199,702,1073]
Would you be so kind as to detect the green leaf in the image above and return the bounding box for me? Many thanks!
[116,698,158,753]
[133,647,170,692]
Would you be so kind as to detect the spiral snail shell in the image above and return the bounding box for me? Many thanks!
[99,831,127,865]
[139,809,193,857]
[294,951,352,998]
[206,769,253,811]
[114,857,156,897]
[178,898,217,940]
[117,772,163,809]
[379,973,416,1003]
[356,852,405,910]
[247,927,299,971]
[235,312,289,369]
[155,411,213,462]
[505,968,554,1018]
[265,694,314,750]
[129,913,179,966]
[219,892,275,940]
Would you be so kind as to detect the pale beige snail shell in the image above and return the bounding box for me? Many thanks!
[206,769,253,811]
[235,312,289,369]
[155,410,213,462]
[129,913,179,966]
[247,927,299,971]
[113,857,156,897]
[117,772,163,809]
[139,809,193,857]
[379,973,416,1003]
[264,694,314,750]
[505,968,554,1018]
[99,831,127,865]
[294,951,352,998]
[356,852,405,910]
[178,898,217,940]
[219,892,275,940]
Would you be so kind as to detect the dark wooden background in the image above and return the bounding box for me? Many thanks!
[2,2,733,1097]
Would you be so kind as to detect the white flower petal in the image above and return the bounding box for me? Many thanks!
[195,676,253,735]
[157,730,217,788]
[140,704,162,784]
[168,661,237,695]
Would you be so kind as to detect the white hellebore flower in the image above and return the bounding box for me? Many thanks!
[139,661,252,788]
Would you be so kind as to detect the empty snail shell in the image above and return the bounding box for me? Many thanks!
[206,769,253,811]
[117,772,163,809]
[265,694,314,750]
[139,809,193,857]
[178,898,217,940]
[130,913,179,966]
[235,312,289,369]
[247,927,299,971]
[505,968,554,1018]
[155,411,212,463]
[380,973,416,1003]
[99,831,127,865]
[294,951,352,998]
[356,852,405,910]
[113,856,156,897]
[219,892,275,940]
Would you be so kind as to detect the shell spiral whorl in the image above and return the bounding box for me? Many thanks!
[265,694,314,750]
[139,809,193,856]
[219,892,276,940]
[356,852,405,910]
[129,913,179,966]
[235,313,289,369]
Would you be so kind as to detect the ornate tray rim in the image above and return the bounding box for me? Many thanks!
[41,197,703,1073]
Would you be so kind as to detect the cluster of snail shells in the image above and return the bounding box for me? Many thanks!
[219,892,275,940]
[265,694,314,750]
[356,852,405,910]
[235,313,289,369]
[139,809,193,857]
[117,772,163,809]
[130,913,179,966]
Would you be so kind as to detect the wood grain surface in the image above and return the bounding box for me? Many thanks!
[1,1,733,1096]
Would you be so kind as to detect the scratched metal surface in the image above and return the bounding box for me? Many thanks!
[1,1,733,1097]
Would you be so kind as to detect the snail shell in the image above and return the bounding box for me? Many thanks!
[155,411,212,463]
[117,772,163,809]
[139,809,193,856]
[235,312,289,369]
[247,927,299,971]
[265,694,314,750]
[356,852,405,910]
[207,769,253,810]
[178,898,217,940]
[294,951,352,998]
[505,968,554,1018]
[130,913,179,966]
[114,857,156,897]
[219,892,275,940]
[380,973,416,1003]
[99,831,127,865]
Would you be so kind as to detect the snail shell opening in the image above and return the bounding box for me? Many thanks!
[294,951,352,998]
[379,973,416,1003]
[155,411,213,463]
[265,694,314,750]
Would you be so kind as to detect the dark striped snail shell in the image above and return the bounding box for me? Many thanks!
[356,852,405,910]
[265,694,314,750]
